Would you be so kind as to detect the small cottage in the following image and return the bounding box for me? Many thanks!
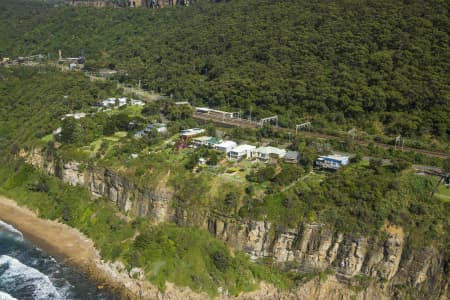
[254,146,287,161]
[284,151,300,164]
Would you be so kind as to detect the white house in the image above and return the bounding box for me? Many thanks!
[228,144,256,160]
[180,128,206,140]
[215,141,237,153]
[315,154,349,170]
[118,97,127,107]
[141,123,167,135]
[61,112,86,120]
[191,136,211,147]
[53,127,62,135]
[102,98,116,107]
[253,146,286,161]
[130,99,145,106]
[198,157,207,166]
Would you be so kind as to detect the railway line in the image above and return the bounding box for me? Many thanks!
[4,62,448,159]
[193,113,450,159]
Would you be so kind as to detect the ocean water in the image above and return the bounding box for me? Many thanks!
[0,220,118,300]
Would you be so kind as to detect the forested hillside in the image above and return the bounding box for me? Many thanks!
[1,2,449,297]
[0,67,118,150]
[1,0,449,143]
[0,65,449,298]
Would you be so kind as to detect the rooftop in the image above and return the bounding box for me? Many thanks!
[318,154,349,162]
[255,146,286,156]
[193,136,211,142]
[215,140,237,148]
[207,137,222,144]
[230,144,256,153]
[284,150,300,160]
[180,128,205,136]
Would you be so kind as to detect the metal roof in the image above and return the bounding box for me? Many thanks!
[284,151,300,160]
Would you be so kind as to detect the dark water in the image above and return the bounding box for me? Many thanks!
[0,220,118,300]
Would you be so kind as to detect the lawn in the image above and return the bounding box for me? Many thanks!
[104,104,143,118]
[41,133,54,143]
[434,183,450,203]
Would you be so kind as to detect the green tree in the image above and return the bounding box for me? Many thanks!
[442,159,450,174]
[207,151,219,166]
[211,250,230,272]
[60,117,81,144]
[224,192,239,206]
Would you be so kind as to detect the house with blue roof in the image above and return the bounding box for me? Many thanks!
[315,154,349,170]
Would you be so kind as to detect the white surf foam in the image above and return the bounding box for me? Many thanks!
[0,221,23,240]
[0,291,18,300]
[0,255,62,300]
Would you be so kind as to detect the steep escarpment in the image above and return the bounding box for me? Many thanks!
[208,217,449,299]
[22,149,449,299]
[22,149,174,223]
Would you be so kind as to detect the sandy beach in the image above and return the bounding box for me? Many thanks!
[0,196,98,267]
[0,196,150,299]
[0,196,214,300]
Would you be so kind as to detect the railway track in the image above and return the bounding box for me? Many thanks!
[193,113,450,159]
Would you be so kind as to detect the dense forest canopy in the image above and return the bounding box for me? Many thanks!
[0,4,449,293]
[0,0,449,142]
[0,67,118,150]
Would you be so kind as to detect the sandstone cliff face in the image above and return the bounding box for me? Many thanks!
[23,151,174,223]
[23,150,449,299]
[208,217,449,299]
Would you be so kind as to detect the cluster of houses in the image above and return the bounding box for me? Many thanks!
[181,128,350,169]
[183,130,300,164]
[96,97,145,109]
[60,97,146,122]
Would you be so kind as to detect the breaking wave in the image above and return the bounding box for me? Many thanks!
[0,291,18,300]
[0,221,23,240]
[0,255,62,300]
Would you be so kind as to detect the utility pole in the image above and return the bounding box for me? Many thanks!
[395,135,403,151]
[348,128,357,140]
[296,122,311,134]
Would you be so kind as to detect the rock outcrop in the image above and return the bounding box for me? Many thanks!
[22,150,174,223]
[208,217,449,299]
[22,149,449,299]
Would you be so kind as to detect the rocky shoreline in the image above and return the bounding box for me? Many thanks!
[0,196,187,300]
[1,191,449,299]
[0,196,293,300]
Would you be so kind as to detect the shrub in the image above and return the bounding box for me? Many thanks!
[212,250,230,272]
